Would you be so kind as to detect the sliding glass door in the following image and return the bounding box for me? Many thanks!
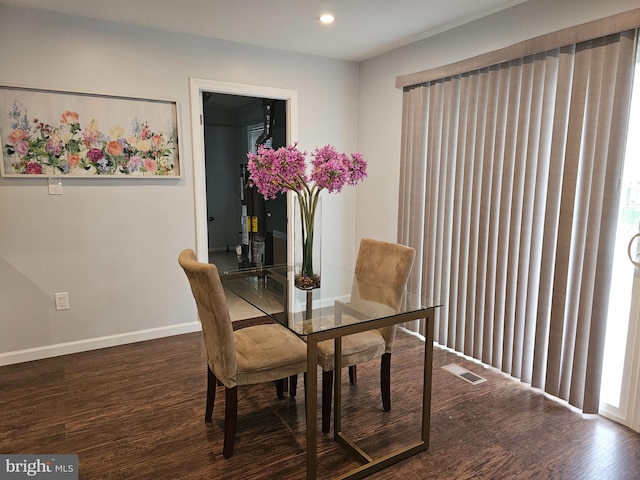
[600,52,640,432]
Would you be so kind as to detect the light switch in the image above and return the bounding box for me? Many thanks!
[48,177,63,195]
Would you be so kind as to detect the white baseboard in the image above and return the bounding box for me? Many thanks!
[0,321,201,366]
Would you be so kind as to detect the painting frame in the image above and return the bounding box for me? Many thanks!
[0,85,180,178]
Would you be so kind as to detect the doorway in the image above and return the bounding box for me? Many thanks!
[188,78,298,266]
[202,94,287,270]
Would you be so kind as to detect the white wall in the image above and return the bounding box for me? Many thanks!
[0,5,359,364]
[356,0,640,245]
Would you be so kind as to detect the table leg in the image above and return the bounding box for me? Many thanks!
[306,337,318,480]
[422,311,434,445]
[334,336,342,435]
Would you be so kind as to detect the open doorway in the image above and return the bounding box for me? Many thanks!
[188,78,298,268]
[201,92,287,271]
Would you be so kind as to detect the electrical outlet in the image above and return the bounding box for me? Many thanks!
[54,292,70,311]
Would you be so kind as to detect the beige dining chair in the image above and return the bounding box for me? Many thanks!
[316,238,415,434]
[178,249,307,458]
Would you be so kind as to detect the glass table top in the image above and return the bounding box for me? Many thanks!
[220,262,437,337]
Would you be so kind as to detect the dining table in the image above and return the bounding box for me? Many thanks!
[220,261,439,480]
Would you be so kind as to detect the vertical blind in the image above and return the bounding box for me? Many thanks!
[398,30,637,412]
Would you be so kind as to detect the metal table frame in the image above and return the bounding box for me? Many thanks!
[220,266,437,479]
[304,304,436,480]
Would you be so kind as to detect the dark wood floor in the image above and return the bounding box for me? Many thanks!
[1,328,639,479]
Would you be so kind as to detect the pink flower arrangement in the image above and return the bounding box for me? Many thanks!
[247,143,367,288]
[246,143,367,199]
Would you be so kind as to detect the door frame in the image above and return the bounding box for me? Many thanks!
[188,78,298,263]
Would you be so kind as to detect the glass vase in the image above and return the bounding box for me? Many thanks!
[294,193,321,290]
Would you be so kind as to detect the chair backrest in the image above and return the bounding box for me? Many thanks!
[178,249,238,386]
[351,239,416,350]
[352,238,415,310]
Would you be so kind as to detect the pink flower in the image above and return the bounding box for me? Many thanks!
[87,148,104,162]
[25,162,43,174]
[247,144,307,199]
[346,152,368,185]
[128,155,143,171]
[151,134,163,146]
[14,140,29,156]
[83,129,100,147]
[143,158,157,172]
[311,146,349,193]
[46,137,63,156]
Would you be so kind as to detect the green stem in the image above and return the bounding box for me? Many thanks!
[298,188,320,279]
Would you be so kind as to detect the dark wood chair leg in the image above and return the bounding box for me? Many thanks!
[289,374,298,398]
[275,379,285,399]
[205,366,216,422]
[381,352,391,411]
[302,372,307,420]
[349,365,357,385]
[223,386,238,458]
[322,370,333,434]
[303,372,308,413]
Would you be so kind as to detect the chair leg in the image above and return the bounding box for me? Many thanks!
[205,366,216,422]
[275,379,285,399]
[289,374,298,398]
[381,352,391,411]
[349,365,357,385]
[223,386,238,458]
[322,370,333,434]
[303,372,308,413]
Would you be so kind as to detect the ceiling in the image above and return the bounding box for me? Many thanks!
[0,0,526,62]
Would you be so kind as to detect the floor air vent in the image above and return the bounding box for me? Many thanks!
[442,363,487,385]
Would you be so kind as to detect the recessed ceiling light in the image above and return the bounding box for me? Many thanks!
[319,13,335,24]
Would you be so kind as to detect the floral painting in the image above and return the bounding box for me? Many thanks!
[0,86,179,177]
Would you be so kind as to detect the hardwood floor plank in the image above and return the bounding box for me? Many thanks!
[1,329,638,479]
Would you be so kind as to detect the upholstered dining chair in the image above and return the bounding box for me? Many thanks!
[178,249,307,458]
[316,238,415,434]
